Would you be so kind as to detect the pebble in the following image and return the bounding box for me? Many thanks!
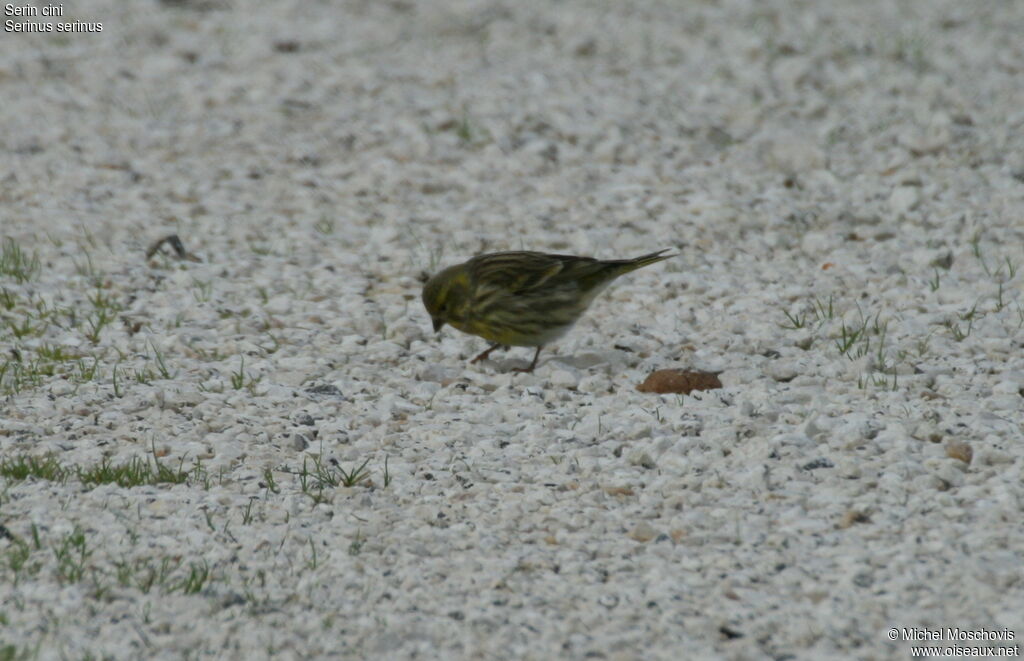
[628,522,660,543]
[549,369,579,389]
[1,3,1021,660]
[889,186,922,215]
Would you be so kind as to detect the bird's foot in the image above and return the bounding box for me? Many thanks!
[470,343,504,364]
[509,347,542,374]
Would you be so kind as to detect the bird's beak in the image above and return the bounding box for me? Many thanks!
[432,317,445,333]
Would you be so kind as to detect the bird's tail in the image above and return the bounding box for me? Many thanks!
[612,249,675,274]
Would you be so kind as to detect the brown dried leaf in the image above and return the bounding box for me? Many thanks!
[637,369,722,394]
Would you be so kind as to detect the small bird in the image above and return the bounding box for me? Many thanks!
[422,249,674,372]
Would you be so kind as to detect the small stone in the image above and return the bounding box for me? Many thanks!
[628,522,659,543]
[945,441,972,464]
[767,361,800,383]
[291,433,310,451]
[549,369,578,389]
[933,461,965,488]
[578,374,610,393]
[574,38,597,57]
[293,412,315,426]
[889,186,921,215]
[628,451,656,470]
[419,364,461,384]
[48,381,74,397]
[899,124,951,156]
[761,132,825,174]
[801,457,834,471]
[930,251,954,270]
[852,571,874,588]
[992,380,1023,396]
[593,125,623,163]
[912,422,944,443]
[974,448,1013,466]
[837,510,870,529]
[801,231,837,255]
[306,384,343,397]
[265,295,293,315]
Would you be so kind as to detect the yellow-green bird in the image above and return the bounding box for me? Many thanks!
[422,249,674,372]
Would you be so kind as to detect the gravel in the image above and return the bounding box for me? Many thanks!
[2,0,1023,659]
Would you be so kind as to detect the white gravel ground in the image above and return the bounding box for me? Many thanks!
[2,0,1024,659]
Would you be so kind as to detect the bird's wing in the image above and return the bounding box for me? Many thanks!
[470,252,597,295]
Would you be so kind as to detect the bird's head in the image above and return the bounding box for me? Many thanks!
[422,264,471,333]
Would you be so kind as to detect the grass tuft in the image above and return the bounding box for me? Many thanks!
[0,448,203,489]
[0,238,41,283]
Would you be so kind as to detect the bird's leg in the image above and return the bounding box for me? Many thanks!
[470,343,503,364]
[511,347,542,374]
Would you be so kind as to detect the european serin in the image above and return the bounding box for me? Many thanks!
[422,249,674,372]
